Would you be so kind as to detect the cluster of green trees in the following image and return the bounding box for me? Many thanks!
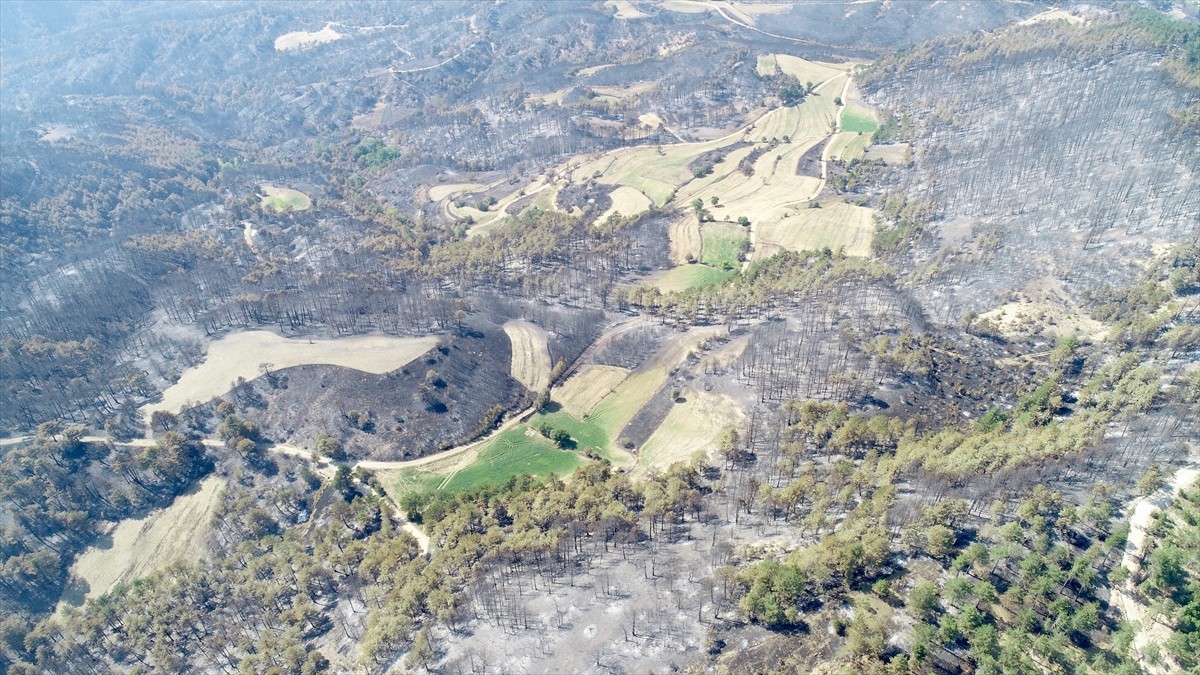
[870,192,937,257]
[828,157,886,193]
[881,485,1143,674]
[888,347,1161,479]
[352,137,401,169]
[1088,236,1200,349]
[615,249,893,325]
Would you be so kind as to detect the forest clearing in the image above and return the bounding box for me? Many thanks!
[62,475,225,607]
[259,184,312,212]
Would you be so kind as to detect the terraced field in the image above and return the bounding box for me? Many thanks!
[388,325,726,501]
[754,199,875,257]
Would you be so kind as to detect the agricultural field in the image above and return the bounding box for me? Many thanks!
[840,102,879,133]
[443,178,566,236]
[660,0,709,14]
[605,0,650,20]
[722,2,791,26]
[635,389,745,476]
[389,324,725,500]
[553,364,630,417]
[527,87,574,105]
[503,320,552,392]
[439,427,584,493]
[863,143,909,164]
[700,220,748,269]
[650,263,735,292]
[565,64,849,215]
[259,184,312,212]
[575,64,613,77]
[773,54,847,85]
[62,475,224,606]
[756,53,777,76]
[428,182,489,202]
[594,185,653,226]
[143,331,437,416]
[669,213,704,264]
[590,81,657,102]
[827,130,872,162]
[753,199,875,257]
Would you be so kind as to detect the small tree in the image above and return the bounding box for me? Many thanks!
[907,582,940,622]
[316,432,345,461]
[1137,463,1165,496]
[926,525,957,559]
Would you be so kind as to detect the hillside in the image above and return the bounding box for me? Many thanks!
[0,2,1198,674]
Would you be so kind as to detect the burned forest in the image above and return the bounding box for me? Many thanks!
[1,1,1198,674]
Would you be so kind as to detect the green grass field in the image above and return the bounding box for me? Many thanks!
[701,221,748,269]
[756,54,777,76]
[841,104,879,134]
[440,427,584,493]
[261,186,312,212]
[653,264,736,292]
[587,368,666,440]
[390,469,445,501]
[532,410,611,455]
